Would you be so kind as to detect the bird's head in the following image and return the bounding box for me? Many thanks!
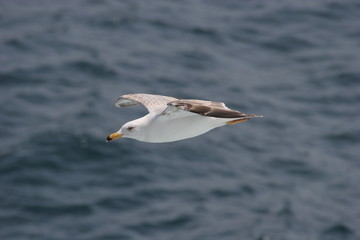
[106,119,143,142]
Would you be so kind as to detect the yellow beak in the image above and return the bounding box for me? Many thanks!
[106,132,124,142]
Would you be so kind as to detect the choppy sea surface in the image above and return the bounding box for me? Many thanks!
[1,1,360,239]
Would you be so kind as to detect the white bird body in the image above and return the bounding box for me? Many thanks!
[106,93,262,143]
[131,112,225,143]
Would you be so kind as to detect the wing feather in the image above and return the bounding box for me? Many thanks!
[163,99,261,118]
[115,94,179,112]
[115,94,262,119]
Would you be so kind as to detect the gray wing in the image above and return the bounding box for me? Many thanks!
[163,99,261,118]
[115,93,179,112]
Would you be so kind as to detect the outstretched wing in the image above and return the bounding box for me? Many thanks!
[115,93,179,113]
[163,99,262,118]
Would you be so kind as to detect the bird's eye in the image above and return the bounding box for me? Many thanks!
[127,126,134,131]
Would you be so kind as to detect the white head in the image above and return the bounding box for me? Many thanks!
[106,118,145,142]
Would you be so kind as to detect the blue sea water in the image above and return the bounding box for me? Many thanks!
[1,0,360,239]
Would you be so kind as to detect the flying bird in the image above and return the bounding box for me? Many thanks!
[106,93,262,143]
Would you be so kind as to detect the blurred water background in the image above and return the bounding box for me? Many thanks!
[1,0,360,239]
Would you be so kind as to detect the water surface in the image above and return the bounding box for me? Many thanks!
[1,1,360,240]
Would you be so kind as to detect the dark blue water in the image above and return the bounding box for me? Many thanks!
[1,1,360,239]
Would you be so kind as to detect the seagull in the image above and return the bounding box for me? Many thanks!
[106,93,262,143]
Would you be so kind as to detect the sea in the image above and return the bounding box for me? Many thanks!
[1,0,360,240]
